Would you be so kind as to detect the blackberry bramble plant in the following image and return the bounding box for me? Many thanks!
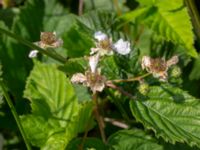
[0,0,200,150]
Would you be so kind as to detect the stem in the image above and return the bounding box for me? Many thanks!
[109,73,151,83]
[185,0,200,42]
[0,28,66,64]
[92,92,106,143]
[78,0,84,15]
[106,82,135,99]
[0,81,31,150]
[113,0,122,16]
[104,117,129,129]
[79,116,93,150]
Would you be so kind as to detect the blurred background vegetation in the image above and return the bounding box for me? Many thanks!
[0,0,200,149]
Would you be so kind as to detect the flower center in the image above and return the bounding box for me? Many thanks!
[150,58,167,72]
[99,39,112,50]
[40,32,56,45]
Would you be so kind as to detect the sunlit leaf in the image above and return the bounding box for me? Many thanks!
[130,85,200,148]
[21,61,93,149]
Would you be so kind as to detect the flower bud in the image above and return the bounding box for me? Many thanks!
[170,66,181,78]
[138,82,149,95]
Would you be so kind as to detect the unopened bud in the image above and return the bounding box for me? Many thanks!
[170,66,181,78]
[138,82,149,95]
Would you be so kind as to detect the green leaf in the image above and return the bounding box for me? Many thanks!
[84,0,114,12]
[22,61,79,148]
[43,0,74,34]
[117,7,152,28]
[146,7,197,57]
[73,102,95,133]
[107,129,163,150]
[0,8,17,28]
[73,84,91,103]
[78,11,116,31]
[101,56,120,80]
[120,0,196,57]
[137,0,183,10]
[189,57,200,80]
[58,57,87,76]
[136,0,157,6]
[21,61,93,149]
[24,61,79,119]
[67,137,106,150]
[0,0,44,99]
[130,85,200,148]
[20,115,60,146]
[155,0,183,11]
[62,23,94,58]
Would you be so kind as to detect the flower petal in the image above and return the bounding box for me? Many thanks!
[52,38,63,48]
[167,55,179,67]
[113,39,131,55]
[89,54,99,73]
[91,82,105,93]
[94,31,108,41]
[141,56,151,70]
[28,50,39,58]
[90,47,99,55]
[71,73,87,84]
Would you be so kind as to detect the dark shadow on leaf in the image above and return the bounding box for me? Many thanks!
[161,85,186,104]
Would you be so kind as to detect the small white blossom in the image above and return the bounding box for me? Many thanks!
[71,70,106,93]
[29,32,63,58]
[71,54,106,93]
[89,54,99,73]
[141,55,179,81]
[39,32,63,48]
[28,50,39,58]
[92,31,132,56]
[94,31,108,41]
[113,39,131,55]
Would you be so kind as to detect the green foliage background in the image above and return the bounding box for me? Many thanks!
[0,0,200,149]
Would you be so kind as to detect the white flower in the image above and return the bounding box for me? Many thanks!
[71,70,106,93]
[39,32,63,48]
[94,31,108,41]
[112,39,131,55]
[71,53,106,93]
[141,55,179,81]
[28,32,63,58]
[89,54,99,73]
[92,31,132,56]
[28,50,39,58]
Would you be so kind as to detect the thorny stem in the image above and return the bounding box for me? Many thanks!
[0,81,32,150]
[0,28,67,64]
[109,73,151,83]
[92,92,106,143]
[78,0,84,15]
